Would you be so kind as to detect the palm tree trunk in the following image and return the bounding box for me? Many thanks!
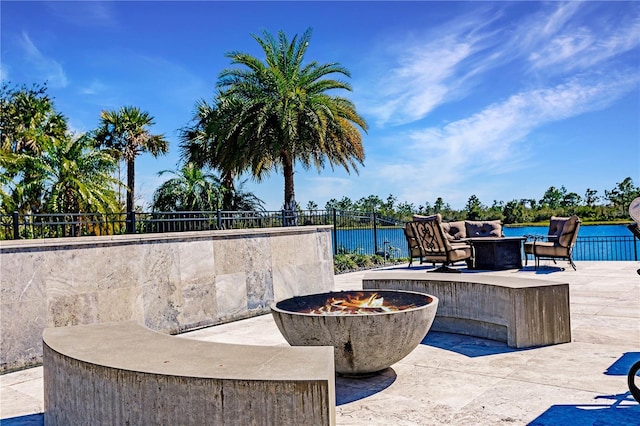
[282,150,297,226]
[282,150,295,210]
[126,158,135,233]
[222,171,235,210]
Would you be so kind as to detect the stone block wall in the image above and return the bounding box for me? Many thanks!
[0,226,334,372]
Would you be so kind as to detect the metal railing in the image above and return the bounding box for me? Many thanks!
[1,210,638,262]
[573,236,638,261]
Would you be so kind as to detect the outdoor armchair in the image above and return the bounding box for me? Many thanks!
[407,214,474,273]
[524,215,581,270]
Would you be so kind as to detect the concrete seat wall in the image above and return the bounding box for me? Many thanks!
[43,322,335,425]
[363,272,571,348]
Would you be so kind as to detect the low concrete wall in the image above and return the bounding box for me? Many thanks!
[43,322,335,425]
[1,226,334,372]
[363,271,571,348]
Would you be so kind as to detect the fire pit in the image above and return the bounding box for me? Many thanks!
[271,290,438,376]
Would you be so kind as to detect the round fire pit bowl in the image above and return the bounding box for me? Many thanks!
[271,290,438,376]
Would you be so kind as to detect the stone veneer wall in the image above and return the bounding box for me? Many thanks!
[0,226,334,373]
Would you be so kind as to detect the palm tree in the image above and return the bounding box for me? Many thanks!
[94,106,168,231]
[1,83,68,214]
[179,97,242,210]
[226,178,265,211]
[37,134,120,214]
[0,83,67,155]
[151,163,224,212]
[216,28,368,215]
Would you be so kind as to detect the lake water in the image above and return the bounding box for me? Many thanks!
[334,224,639,261]
[503,224,633,238]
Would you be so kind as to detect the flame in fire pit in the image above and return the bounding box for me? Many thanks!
[301,292,417,315]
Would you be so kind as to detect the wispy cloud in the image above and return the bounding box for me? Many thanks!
[357,8,501,127]
[19,32,68,88]
[359,2,638,128]
[518,2,640,75]
[44,2,115,28]
[374,70,639,204]
[80,80,108,96]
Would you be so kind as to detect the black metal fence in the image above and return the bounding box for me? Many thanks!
[1,210,638,261]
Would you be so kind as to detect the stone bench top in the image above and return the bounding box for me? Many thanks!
[362,270,571,349]
[43,321,333,381]
[363,271,567,289]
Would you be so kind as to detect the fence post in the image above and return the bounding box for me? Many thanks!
[217,210,222,230]
[126,211,136,234]
[333,209,338,256]
[372,211,378,255]
[12,211,19,240]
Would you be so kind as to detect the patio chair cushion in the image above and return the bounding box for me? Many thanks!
[547,217,565,243]
[465,220,502,238]
[555,215,580,247]
[441,221,466,240]
[413,214,442,223]
[524,241,567,257]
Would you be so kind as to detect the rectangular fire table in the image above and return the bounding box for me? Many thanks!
[464,237,527,270]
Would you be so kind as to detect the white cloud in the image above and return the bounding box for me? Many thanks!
[365,40,472,126]
[80,80,108,96]
[358,2,639,131]
[372,70,639,205]
[528,13,640,73]
[356,9,502,127]
[44,2,115,27]
[19,32,68,88]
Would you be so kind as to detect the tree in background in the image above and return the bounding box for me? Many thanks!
[502,200,528,224]
[395,201,416,219]
[584,188,599,207]
[0,83,68,213]
[540,186,566,209]
[325,196,355,212]
[561,191,582,208]
[433,197,445,214]
[216,28,368,215]
[464,195,484,220]
[225,179,266,212]
[179,96,245,210]
[37,134,120,214]
[0,83,67,155]
[94,106,168,230]
[605,177,640,215]
[151,163,224,212]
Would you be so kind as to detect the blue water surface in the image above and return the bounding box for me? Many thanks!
[334,224,639,261]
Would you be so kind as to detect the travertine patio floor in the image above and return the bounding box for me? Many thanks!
[1,261,639,425]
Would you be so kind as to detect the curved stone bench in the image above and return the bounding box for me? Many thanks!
[363,272,570,348]
[43,321,335,425]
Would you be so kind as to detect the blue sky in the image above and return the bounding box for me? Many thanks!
[2,1,639,211]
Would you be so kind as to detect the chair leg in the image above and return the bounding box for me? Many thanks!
[428,264,461,273]
[568,256,577,271]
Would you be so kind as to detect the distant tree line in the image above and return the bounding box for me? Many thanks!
[318,177,640,224]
